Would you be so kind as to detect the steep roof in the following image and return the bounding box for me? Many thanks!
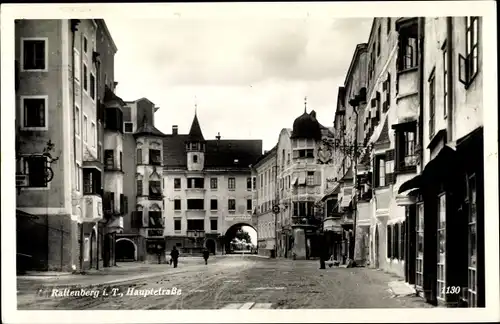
[134,115,166,138]
[187,114,205,141]
[163,136,263,170]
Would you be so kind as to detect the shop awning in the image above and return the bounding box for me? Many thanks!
[298,171,306,185]
[397,144,457,193]
[320,182,341,202]
[340,186,353,208]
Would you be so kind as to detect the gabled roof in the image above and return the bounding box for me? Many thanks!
[162,135,262,170]
[253,144,277,167]
[187,114,205,142]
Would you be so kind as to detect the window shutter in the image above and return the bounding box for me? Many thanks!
[385,149,395,184]
[314,171,322,185]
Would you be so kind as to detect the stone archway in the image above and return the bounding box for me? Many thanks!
[116,238,137,262]
[224,223,257,254]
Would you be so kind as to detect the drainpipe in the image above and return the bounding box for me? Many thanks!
[94,54,101,270]
[446,17,454,140]
[418,18,425,167]
[70,19,84,273]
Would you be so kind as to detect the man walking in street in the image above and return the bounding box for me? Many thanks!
[170,246,180,268]
[202,248,210,265]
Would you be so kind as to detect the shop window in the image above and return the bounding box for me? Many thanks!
[466,174,478,307]
[437,193,447,300]
[416,203,424,288]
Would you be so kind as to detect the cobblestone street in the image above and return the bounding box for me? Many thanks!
[17,256,432,310]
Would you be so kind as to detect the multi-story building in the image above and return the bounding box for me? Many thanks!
[398,16,484,307]
[15,19,117,272]
[275,105,336,260]
[114,98,166,263]
[162,113,262,255]
[252,146,278,257]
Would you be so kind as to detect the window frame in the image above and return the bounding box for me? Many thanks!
[20,37,48,72]
[73,47,81,83]
[174,218,182,231]
[466,173,478,306]
[18,154,51,190]
[174,178,181,190]
[210,199,218,211]
[20,95,49,131]
[123,122,134,133]
[210,178,218,190]
[228,177,236,190]
[174,199,182,211]
[91,121,96,147]
[375,154,386,187]
[228,199,236,211]
[90,72,96,101]
[247,199,252,211]
[416,202,424,289]
[428,68,436,139]
[136,179,143,196]
[83,63,89,93]
[442,40,448,118]
[459,17,480,88]
[210,218,218,231]
[75,105,81,137]
[83,113,88,144]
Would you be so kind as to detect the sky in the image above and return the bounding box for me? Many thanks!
[106,17,372,151]
[241,226,257,245]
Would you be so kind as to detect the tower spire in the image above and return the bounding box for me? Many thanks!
[304,96,308,113]
[194,96,198,116]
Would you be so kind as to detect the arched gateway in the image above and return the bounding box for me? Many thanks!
[223,223,257,254]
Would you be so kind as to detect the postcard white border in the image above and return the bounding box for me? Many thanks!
[1,2,498,323]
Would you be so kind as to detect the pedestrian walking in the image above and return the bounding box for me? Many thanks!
[202,248,210,265]
[170,246,179,268]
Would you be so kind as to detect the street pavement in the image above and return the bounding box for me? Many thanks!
[17,255,433,310]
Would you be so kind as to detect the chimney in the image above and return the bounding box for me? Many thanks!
[172,125,178,135]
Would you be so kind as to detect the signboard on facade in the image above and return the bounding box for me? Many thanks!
[147,229,164,237]
[225,215,252,222]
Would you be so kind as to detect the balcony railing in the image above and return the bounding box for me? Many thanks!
[186,230,205,238]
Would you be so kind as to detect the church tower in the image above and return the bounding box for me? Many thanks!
[186,110,205,172]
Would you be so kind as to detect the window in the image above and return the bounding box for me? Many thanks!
[210,219,218,231]
[247,177,252,190]
[387,18,391,34]
[83,115,88,142]
[22,38,46,71]
[187,219,204,231]
[292,201,315,217]
[210,199,218,210]
[443,41,448,118]
[187,199,204,210]
[287,153,291,165]
[192,154,198,163]
[83,168,100,195]
[467,174,477,307]
[83,63,88,92]
[187,178,204,189]
[174,199,181,211]
[416,203,424,288]
[104,150,114,169]
[375,155,386,187]
[124,122,133,133]
[174,178,181,189]
[75,106,80,135]
[393,223,399,259]
[21,96,47,130]
[136,148,142,164]
[306,171,315,186]
[387,225,392,259]
[22,156,48,188]
[174,218,181,231]
[119,151,123,170]
[247,199,252,211]
[437,193,447,300]
[428,70,436,138]
[73,49,80,82]
[83,36,88,53]
[149,181,162,197]
[149,211,163,228]
[149,149,161,165]
[91,122,96,147]
[84,237,90,262]
[228,199,236,211]
[459,17,480,87]
[295,149,314,158]
[90,73,96,100]
[136,179,143,195]
[210,178,218,189]
[397,25,418,71]
[377,25,381,56]
[228,177,236,190]
[395,123,417,171]
[252,177,256,190]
